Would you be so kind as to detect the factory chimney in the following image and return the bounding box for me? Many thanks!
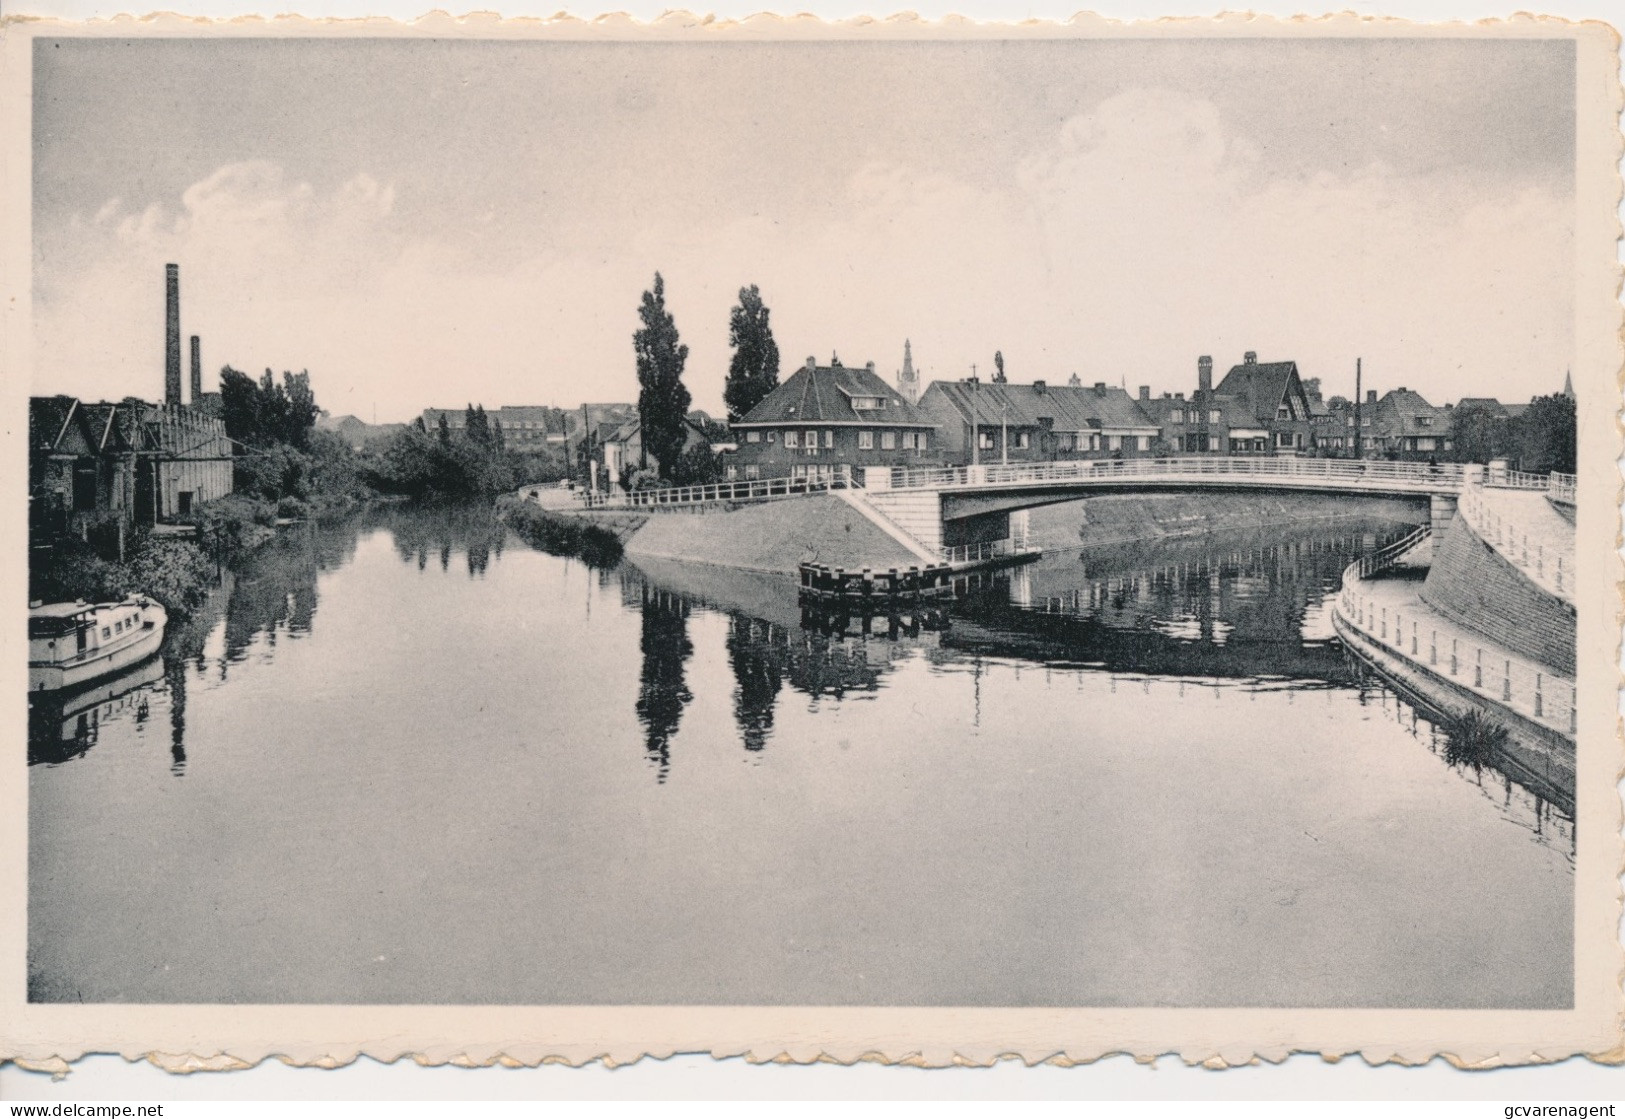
[190,335,202,405]
[164,264,182,406]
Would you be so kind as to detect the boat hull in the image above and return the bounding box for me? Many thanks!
[29,623,165,693]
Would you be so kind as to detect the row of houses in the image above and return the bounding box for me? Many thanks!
[719,351,1521,482]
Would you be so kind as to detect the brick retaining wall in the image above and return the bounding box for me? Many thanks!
[1420,513,1575,676]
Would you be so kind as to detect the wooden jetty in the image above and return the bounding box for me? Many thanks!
[797,562,955,606]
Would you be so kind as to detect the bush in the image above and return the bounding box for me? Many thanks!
[497,496,624,568]
[32,539,130,606]
[126,539,216,615]
[277,495,312,520]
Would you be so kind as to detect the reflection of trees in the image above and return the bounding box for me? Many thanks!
[635,585,692,782]
[380,504,507,578]
[726,615,781,751]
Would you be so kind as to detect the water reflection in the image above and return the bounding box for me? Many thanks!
[632,584,692,782]
[26,655,162,767]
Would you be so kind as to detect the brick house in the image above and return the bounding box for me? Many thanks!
[1367,387,1454,459]
[729,356,939,481]
[916,378,1160,465]
[1211,351,1316,454]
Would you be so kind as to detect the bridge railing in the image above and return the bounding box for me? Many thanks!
[1456,485,1574,601]
[881,456,1472,492]
[1547,473,1578,506]
[581,465,853,509]
[1352,524,1433,580]
[1481,467,1553,491]
[941,537,1040,566]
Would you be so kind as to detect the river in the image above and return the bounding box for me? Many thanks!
[27,500,1574,1007]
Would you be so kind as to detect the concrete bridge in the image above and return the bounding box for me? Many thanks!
[856,456,1498,559]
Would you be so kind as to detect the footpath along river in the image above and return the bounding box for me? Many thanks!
[27,500,1573,1007]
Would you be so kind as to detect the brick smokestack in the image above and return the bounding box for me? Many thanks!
[164,263,182,405]
[1198,355,1213,397]
[190,335,201,405]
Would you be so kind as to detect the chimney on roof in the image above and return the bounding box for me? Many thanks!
[805,356,817,372]
[866,360,875,374]
[1034,379,1046,394]
[1366,389,1377,404]
[1244,351,1257,365]
[1093,382,1106,396]
[1198,355,1213,397]
[1139,385,1150,401]
[189,335,201,405]
[164,263,182,406]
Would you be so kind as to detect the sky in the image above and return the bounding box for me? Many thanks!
[30,36,1577,423]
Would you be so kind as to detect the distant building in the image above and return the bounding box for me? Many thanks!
[896,340,919,406]
[601,416,713,481]
[917,377,1159,465]
[30,396,233,540]
[731,356,937,481]
[1367,387,1453,458]
[1210,352,1316,454]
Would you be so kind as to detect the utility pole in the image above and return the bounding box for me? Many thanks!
[1001,400,1009,466]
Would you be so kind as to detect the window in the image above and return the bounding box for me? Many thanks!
[102,627,111,639]
[852,396,884,410]
[902,432,916,450]
[917,432,927,451]
[881,432,896,450]
[1207,435,1221,451]
[824,430,833,448]
[1277,405,1290,419]
[1015,432,1030,449]
[806,430,818,451]
[1170,409,1185,424]
[746,431,760,443]
[1107,435,1122,451]
[858,431,874,450]
[1136,435,1150,452]
[785,431,798,448]
[745,464,760,479]
[1208,410,1222,424]
[767,431,776,443]
[978,430,995,450]
[1418,416,1434,427]
[725,465,738,480]
[1058,434,1073,451]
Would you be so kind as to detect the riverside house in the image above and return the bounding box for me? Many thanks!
[1210,352,1316,454]
[728,356,939,482]
[916,377,1160,466]
[1365,387,1454,459]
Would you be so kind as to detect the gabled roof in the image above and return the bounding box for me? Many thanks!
[1214,359,1304,424]
[1375,387,1447,434]
[736,362,932,427]
[925,380,1159,432]
[30,395,78,453]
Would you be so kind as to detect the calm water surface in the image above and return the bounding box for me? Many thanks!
[28,502,1573,1006]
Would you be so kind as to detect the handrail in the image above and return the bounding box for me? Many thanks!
[882,456,1478,493]
[1352,524,1433,580]
[1547,473,1577,506]
[582,464,853,509]
[1455,484,1573,602]
[1336,550,1576,740]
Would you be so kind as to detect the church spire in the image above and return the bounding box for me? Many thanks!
[1563,368,1575,400]
[897,338,918,405]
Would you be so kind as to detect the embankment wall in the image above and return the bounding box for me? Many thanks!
[1420,513,1576,677]
[1031,492,1428,549]
[621,494,924,575]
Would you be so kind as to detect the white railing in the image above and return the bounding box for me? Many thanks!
[1336,559,1576,739]
[883,456,1472,493]
[942,538,1022,566]
[582,465,853,509]
[1352,524,1433,580]
[1547,473,1577,506]
[1455,485,1574,601]
[1480,467,1553,491]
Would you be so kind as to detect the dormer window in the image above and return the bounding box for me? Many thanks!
[851,396,885,410]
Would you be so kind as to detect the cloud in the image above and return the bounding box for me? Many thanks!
[32,91,1573,423]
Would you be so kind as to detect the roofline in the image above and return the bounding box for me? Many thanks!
[731,419,937,429]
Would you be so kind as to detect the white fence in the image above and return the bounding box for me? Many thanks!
[941,538,1037,566]
[1547,473,1577,506]
[581,465,853,509]
[1337,559,1576,739]
[879,456,1473,493]
[1455,485,1574,601]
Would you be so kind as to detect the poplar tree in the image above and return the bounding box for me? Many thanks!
[723,284,780,422]
[633,272,692,479]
